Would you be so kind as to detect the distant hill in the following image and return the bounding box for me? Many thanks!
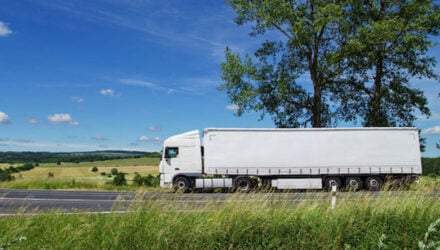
[0,151,161,164]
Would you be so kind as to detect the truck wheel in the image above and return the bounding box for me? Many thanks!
[324,177,342,191]
[173,176,191,193]
[234,177,253,192]
[366,176,383,191]
[345,177,363,191]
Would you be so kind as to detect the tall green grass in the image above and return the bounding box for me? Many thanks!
[0,192,439,249]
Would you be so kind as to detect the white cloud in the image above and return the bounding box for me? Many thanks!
[138,135,162,144]
[421,125,440,135]
[138,135,149,142]
[99,88,115,97]
[0,112,11,124]
[0,21,12,37]
[119,78,176,93]
[28,118,39,125]
[226,104,239,111]
[147,125,161,131]
[72,96,84,103]
[48,113,79,126]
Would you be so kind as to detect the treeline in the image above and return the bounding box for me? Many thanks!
[0,151,161,164]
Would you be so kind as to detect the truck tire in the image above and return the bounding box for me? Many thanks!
[366,176,383,191]
[345,177,363,191]
[173,176,191,193]
[324,177,342,191]
[234,177,253,193]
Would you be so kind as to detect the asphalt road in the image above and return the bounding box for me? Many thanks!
[0,189,439,215]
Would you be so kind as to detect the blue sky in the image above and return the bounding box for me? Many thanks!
[0,0,439,157]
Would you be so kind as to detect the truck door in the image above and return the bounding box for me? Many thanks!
[164,147,180,173]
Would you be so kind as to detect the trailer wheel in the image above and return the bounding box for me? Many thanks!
[234,177,253,193]
[324,177,342,191]
[345,177,363,191]
[173,176,191,193]
[366,176,383,191]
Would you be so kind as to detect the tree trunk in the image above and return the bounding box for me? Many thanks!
[367,0,388,127]
[312,82,322,127]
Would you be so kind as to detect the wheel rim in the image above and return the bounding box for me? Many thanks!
[348,179,359,189]
[329,180,338,187]
[177,181,186,189]
[369,179,378,188]
[238,180,250,191]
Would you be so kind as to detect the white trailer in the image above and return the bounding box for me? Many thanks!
[159,128,422,192]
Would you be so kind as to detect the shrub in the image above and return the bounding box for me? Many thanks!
[91,166,98,172]
[144,174,160,187]
[132,173,160,187]
[133,172,143,186]
[100,172,107,176]
[47,172,55,178]
[7,166,18,173]
[16,163,35,172]
[0,169,15,182]
[113,172,127,186]
[111,168,118,176]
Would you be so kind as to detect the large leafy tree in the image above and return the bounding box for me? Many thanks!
[333,0,440,127]
[220,0,351,128]
[221,0,440,128]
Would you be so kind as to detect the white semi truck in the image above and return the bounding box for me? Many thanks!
[159,128,422,192]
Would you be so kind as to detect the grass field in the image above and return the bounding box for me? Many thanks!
[0,192,439,249]
[0,157,161,190]
[1,156,440,191]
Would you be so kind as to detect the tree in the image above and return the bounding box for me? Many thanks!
[113,172,127,186]
[221,0,440,128]
[333,0,440,127]
[221,0,353,127]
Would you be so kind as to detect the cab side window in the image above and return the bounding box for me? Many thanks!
[165,147,179,158]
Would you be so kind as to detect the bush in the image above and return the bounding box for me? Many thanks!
[0,169,15,182]
[47,172,55,178]
[7,166,18,173]
[132,173,160,187]
[113,172,127,186]
[133,172,143,186]
[144,174,160,187]
[91,166,98,172]
[100,172,107,176]
[111,168,118,176]
[16,163,35,172]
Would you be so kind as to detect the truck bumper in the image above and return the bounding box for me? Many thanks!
[160,174,173,189]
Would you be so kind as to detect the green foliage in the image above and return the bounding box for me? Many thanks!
[222,0,440,128]
[222,0,350,127]
[112,172,127,186]
[0,193,439,248]
[47,172,55,178]
[16,163,35,172]
[132,172,160,187]
[331,0,440,127]
[91,166,98,172]
[0,169,15,182]
[111,168,119,176]
[422,158,440,176]
[418,219,440,249]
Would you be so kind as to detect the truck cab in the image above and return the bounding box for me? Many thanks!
[159,130,203,189]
